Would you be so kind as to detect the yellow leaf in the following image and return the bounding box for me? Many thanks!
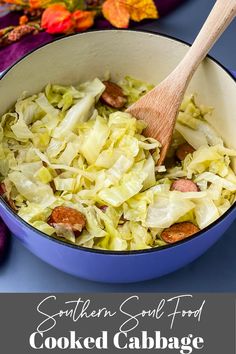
[30,0,53,8]
[126,0,158,22]
[102,0,130,28]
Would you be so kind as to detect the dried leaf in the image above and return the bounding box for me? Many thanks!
[29,0,53,8]
[72,10,95,31]
[28,0,85,11]
[23,8,44,19]
[65,0,86,12]
[126,0,158,22]
[0,23,40,47]
[0,26,14,38]
[41,4,73,34]
[102,0,130,28]
[2,0,28,5]
[8,24,36,41]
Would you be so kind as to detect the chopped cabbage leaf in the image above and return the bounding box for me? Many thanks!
[8,171,55,206]
[53,95,95,138]
[146,193,195,228]
[80,116,109,164]
[98,171,147,207]
[195,198,220,229]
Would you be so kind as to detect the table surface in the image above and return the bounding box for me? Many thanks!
[0,0,236,292]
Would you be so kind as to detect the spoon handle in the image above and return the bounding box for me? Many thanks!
[173,0,236,86]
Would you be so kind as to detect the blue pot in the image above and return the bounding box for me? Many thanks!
[0,31,236,283]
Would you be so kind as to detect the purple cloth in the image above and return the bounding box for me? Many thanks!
[0,0,185,71]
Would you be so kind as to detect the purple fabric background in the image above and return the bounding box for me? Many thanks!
[0,0,184,71]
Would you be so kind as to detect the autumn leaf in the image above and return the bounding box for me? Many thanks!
[2,0,29,5]
[126,0,158,22]
[65,0,86,12]
[29,0,53,9]
[102,0,130,28]
[41,4,73,34]
[72,10,95,31]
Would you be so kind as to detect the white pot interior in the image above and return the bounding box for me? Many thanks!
[1,30,236,169]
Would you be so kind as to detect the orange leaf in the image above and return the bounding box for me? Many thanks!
[72,10,95,32]
[102,0,130,28]
[29,0,53,9]
[41,4,73,34]
[2,0,25,5]
[126,0,158,22]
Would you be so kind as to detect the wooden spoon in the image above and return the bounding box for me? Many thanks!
[126,0,236,165]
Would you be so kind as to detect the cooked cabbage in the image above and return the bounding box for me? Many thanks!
[1,77,236,251]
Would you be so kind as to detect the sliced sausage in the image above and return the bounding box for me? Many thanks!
[176,143,195,161]
[0,183,6,195]
[0,183,16,211]
[48,206,86,234]
[161,222,200,244]
[171,179,199,192]
[101,81,126,109]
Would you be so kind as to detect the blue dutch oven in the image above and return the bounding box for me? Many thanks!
[0,31,236,283]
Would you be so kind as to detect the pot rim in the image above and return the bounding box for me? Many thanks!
[1,29,236,255]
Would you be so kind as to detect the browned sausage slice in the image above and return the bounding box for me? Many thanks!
[0,182,16,211]
[0,183,6,195]
[101,81,127,109]
[161,222,200,244]
[176,143,195,161]
[48,206,86,233]
[171,179,199,192]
